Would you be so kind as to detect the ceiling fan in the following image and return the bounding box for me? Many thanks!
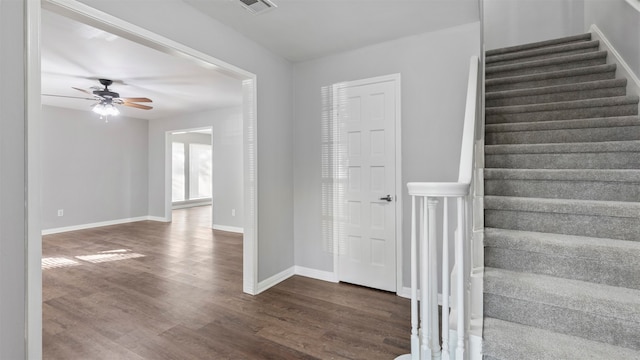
[43,78,153,118]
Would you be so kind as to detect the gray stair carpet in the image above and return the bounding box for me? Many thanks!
[482,32,640,359]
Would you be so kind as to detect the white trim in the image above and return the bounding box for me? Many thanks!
[331,73,403,293]
[172,200,212,210]
[42,216,153,235]
[626,0,640,13]
[26,0,43,357]
[255,266,295,294]
[212,224,244,234]
[147,216,170,223]
[589,24,640,98]
[294,266,339,283]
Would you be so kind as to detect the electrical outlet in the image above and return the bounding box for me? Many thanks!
[57,209,64,217]
[231,209,236,216]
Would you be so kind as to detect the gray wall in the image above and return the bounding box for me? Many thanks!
[150,107,244,230]
[484,0,585,50]
[41,106,149,230]
[584,0,640,78]
[292,22,481,284]
[0,0,26,357]
[76,0,295,282]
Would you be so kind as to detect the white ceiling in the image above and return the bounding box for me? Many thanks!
[41,1,479,120]
[184,0,480,62]
[41,9,243,121]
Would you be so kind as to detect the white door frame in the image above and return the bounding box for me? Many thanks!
[166,126,214,215]
[331,73,403,294]
[26,1,260,357]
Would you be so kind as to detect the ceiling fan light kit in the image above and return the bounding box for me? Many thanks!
[92,102,120,117]
[44,78,153,121]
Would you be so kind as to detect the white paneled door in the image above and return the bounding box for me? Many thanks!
[337,76,398,292]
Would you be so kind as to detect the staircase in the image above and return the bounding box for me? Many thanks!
[481,33,640,359]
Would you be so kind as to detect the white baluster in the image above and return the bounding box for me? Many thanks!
[427,198,441,359]
[411,196,420,359]
[441,198,450,360]
[456,197,466,359]
[420,197,429,360]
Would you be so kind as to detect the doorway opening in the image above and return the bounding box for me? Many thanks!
[28,1,259,357]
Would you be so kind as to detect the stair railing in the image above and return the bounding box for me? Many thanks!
[398,55,481,360]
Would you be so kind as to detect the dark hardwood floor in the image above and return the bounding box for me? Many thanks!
[43,206,411,359]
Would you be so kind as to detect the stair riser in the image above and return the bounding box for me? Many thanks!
[487,47,599,68]
[486,104,638,124]
[486,86,626,107]
[484,294,640,350]
[486,34,592,57]
[484,179,640,202]
[486,126,640,144]
[486,70,615,92]
[485,152,640,169]
[485,247,640,290]
[487,57,607,79]
[485,209,640,241]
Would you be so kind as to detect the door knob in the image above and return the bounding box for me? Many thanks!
[380,194,392,202]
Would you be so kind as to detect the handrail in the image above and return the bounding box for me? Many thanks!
[407,55,479,197]
[397,55,481,360]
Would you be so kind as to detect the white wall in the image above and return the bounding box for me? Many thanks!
[41,106,149,230]
[150,107,244,230]
[484,0,585,50]
[292,22,481,285]
[0,0,27,357]
[584,0,640,79]
[75,0,295,282]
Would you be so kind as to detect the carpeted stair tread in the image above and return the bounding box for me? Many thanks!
[484,197,640,240]
[484,268,640,349]
[485,33,592,57]
[487,95,638,115]
[486,124,640,144]
[484,195,640,218]
[486,63,617,92]
[485,78,627,107]
[486,40,600,67]
[486,51,608,79]
[484,168,640,182]
[486,96,639,124]
[486,115,640,133]
[484,170,640,201]
[485,140,640,154]
[485,267,640,324]
[484,228,640,289]
[483,318,640,360]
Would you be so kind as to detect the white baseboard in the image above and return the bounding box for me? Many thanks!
[147,216,170,222]
[171,200,212,210]
[590,24,640,98]
[212,224,244,233]
[255,266,295,295]
[42,216,152,235]
[294,266,339,283]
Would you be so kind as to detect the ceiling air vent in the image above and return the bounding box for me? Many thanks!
[237,0,277,14]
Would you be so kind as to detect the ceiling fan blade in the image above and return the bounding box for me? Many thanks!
[42,94,96,101]
[123,102,153,110]
[121,97,152,103]
[72,87,94,96]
